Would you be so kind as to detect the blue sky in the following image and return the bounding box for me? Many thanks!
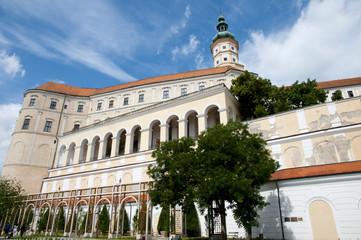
[1,0,361,173]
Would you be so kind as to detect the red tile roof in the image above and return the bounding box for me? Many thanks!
[34,66,240,96]
[316,76,361,89]
[270,161,361,181]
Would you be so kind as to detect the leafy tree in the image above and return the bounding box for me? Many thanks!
[54,206,65,232]
[119,209,130,235]
[230,71,328,120]
[331,89,344,101]
[148,137,197,210]
[184,202,200,237]
[195,120,279,240]
[98,205,109,235]
[37,208,49,232]
[0,177,24,222]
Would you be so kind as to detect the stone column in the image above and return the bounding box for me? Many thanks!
[111,136,118,157]
[140,128,150,151]
[178,119,186,138]
[98,140,105,159]
[197,114,207,134]
[160,123,168,142]
[86,143,92,162]
[218,108,229,124]
[124,133,132,154]
[74,146,81,164]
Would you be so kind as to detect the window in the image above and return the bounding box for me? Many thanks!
[199,85,205,91]
[64,105,67,109]
[347,90,354,97]
[97,102,102,110]
[139,94,144,102]
[216,60,219,65]
[163,90,169,99]
[233,58,236,62]
[123,97,129,105]
[29,98,36,106]
[215,48,218,53]
[73,124,80,130]
[44,121,52,132]
[77,104,84,112]
[181,88,187,96]
[50,101,57,109]
[222,45,226,49]
[231,46,235,51]
[109,100,114,108]
[223,57,228,61]
[22,119,30,129]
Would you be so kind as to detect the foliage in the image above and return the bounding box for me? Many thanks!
[119,209,130,235]
[79,212,87,232]
[0,177,24,221]
[331,89,344,101]
[181,238,208,240]
[24,208,34,228]
[37,208,49,232]
[132,209,138,235]
[230,71,328,120]
[98,205,110,235]
[54,206,65,232]
[157,206,169,234]
[148,137,197,210]
[184,202,200,237]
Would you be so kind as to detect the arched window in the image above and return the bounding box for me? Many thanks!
[131,126,141,153]
[186,111,198,139]
[79,139,88,163]
[206,106,220,128]
[66,143,75,166]
[91,136,100,161]
[57,145,66,167]
[117,130,126,155]
[150,121,161,149]
[104,133,113,158]
[168,116,179,141]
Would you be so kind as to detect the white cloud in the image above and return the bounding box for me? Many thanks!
[170,5,191,34]
[0,103,21,175]
[171,47,180,61]
[239,0,361,85]
[0,50,25,80]
[185,5,191,18]
[195,54,204,70]
[182,35,200,56]
[49,79,66,84]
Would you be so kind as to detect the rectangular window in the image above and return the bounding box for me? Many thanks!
[222,45,226,49]
[44,121,52,132]
[233,58,236,62]
[223,57,228,61]
[29,98,36,106]
[199,85,205,91]
[139,94,144,102]
[348,90,354,97]
[181,88,187,96]
[64,105,67,109]
[108,100,114,108]
[97,102,102,110]
[216,60,219,65]
[49,101,57,109]
[22,119,30,129]
[73,124,80,130]
[123,97,129,105]
[77,104,84,112]
[163,90,169,99]
[231,46,235,51]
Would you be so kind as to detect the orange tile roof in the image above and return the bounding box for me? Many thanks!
[316,76,361,89]
[35,66,239,96]
[270,161,361,181]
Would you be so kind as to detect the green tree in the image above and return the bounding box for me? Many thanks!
[54,206,65,232]
[98,205,109,235]
[37,208,49,232]
[0,177,24,222]
[79,212,87,233]
[331,89,344,101]
[184,202,200,237]
[195,120,279,240]
[119,209,130,235]
[230,71,328,120]
[148,137,197,209]
[230,71,273,120]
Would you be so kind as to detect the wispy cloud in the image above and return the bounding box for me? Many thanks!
[172,34,200,60]
[170,4,191,34]
[239,0,361,85]
[0,50,25,81]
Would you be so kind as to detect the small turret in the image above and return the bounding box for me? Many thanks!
[210,12,244,70]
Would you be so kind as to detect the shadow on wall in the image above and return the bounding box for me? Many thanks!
[253,189,294,240]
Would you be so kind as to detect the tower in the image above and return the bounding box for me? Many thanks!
[210,12,244,70]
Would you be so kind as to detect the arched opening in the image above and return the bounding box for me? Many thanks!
[57,145,66,167]
[117,130,126,156]
[150,121,161,149]
[79,139,88,163]
[91,136,100,161]
[206,106,220,128]
[66,143,76,166]
[168,116,179,141]
[186,111,198,139]
[131,126,141,153]
[104,133,113,158]
[309,200,338,239]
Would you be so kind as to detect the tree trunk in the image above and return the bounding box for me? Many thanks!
[245,229,252,240]
[219,201,227,240]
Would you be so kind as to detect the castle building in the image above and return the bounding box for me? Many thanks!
[2,13,361,240]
